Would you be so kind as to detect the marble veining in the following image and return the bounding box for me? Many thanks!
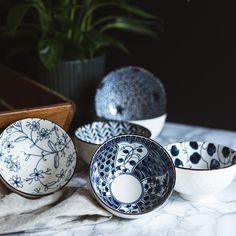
[20,122,236,236]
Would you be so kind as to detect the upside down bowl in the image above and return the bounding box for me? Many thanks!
[95,66,167,137]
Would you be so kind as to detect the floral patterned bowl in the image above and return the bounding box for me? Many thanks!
[164,141,236,201]
[0,118,76,198]
[74,121,151,165]
[89,135,175,218]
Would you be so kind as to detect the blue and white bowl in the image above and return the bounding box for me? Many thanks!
[95,66,167,137]
[74,121,151,165]
[89,135,176,218]
[164,141,236,201]
[0,118,77,198]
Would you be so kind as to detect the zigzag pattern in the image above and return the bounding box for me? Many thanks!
[75,121,150,144]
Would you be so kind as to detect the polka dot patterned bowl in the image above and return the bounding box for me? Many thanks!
[164,141,236,201]
[89,135,175,218]
[0,118,77,198]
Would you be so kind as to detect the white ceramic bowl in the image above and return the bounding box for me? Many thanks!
[129,113,167,138]
[90,135,176,218]
[74,121,151,165]
[164,141,236,201]
[0,118,77,198]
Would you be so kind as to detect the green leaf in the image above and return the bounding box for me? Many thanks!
[29,0,46,15]
[38,37,64,71]
[7,4,31,34]
[116,4,158,20]
[100,17,158,38]
[92,15,160,30]
[84,2,157,20]
[92,34,129,54]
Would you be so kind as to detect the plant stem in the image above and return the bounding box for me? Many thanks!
[67,0,77,40]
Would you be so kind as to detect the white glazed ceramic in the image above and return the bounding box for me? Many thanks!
[129,113,167,138]
[90,135,176,219]
[164,141,236,201]
[74,121,151,165]
[0,118,77,198]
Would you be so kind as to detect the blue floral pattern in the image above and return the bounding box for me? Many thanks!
[0,118,76,196]
[90,135,175,216]
[165,141,236,170]
[9,175,23,188]
[4,155,21,172]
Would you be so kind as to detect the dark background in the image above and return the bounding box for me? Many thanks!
[106,1,236,131]
[1,1,236,131]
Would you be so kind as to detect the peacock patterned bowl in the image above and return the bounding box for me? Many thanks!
[89,135,175,218]
[164,141,236,201]
[74,121,151,165]
[0,118,77,198]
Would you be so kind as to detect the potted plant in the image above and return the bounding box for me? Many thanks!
[1,0,160,124]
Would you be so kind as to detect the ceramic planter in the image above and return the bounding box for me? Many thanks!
[38,55,105,125]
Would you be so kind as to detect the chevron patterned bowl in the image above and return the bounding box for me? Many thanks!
[89,135,176,218]
[74,121,151,165]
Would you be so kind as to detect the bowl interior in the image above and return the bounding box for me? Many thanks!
[165,141,236,170]
[90,135,175,216]
[0,118,76,196]
[75,121,151,145]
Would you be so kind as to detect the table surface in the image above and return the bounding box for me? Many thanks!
[22,122,236,236]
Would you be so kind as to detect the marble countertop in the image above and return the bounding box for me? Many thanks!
[23,122,236,236]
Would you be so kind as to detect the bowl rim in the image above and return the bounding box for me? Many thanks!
[164,141,236,172]
[89,134,176,217]
[0,117,77,197]
[74,120,152,145]
[0,170,75,198]
[127,113,167,122]
[95,113,167,123]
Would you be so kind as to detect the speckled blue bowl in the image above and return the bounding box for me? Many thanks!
[89,135,176,218]
[95,66,167,121]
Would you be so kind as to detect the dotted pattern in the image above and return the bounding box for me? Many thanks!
[165,141,236,169]
[95,66,166,120]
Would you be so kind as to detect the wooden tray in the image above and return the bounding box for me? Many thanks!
[0,64,76,131]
